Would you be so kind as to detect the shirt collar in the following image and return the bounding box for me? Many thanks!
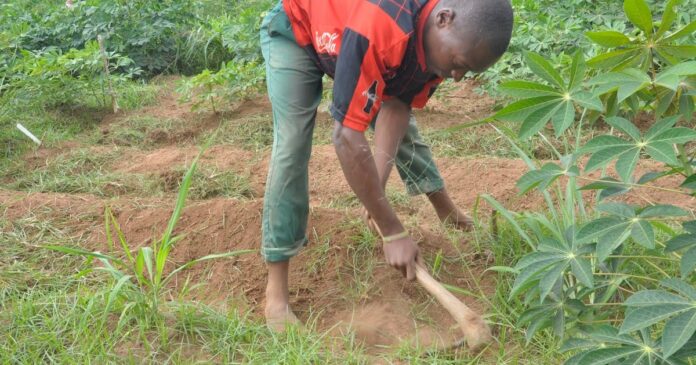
[416,0,440,71]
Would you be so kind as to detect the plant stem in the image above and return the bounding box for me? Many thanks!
[593,272,660,282]
[605,255,678,262]
[576,176,686,194]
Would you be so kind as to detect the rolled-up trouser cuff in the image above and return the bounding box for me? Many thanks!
[261,237,308,262]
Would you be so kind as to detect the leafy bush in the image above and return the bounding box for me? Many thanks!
[481,0,695,93]
[486,0,696,363]
[7,41,141,109]
[178,0,272,110]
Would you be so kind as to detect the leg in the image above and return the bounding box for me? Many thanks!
[393,114,473,230]
[260,3,323,330]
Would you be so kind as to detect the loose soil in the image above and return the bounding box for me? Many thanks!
[2,79,694,356]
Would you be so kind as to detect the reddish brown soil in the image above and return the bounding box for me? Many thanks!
[2,79,694,356]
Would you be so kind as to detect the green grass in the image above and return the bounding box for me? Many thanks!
[163,165,257,200]
[0,81,158,160]
[2,148,161,197]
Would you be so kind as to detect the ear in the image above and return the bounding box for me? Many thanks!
[434,8,455,28]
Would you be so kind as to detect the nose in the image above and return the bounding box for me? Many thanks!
[451,69,465,82]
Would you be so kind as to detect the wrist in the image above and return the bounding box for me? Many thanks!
[382,230,409,243]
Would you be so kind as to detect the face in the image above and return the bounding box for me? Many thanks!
[424,9,501,81]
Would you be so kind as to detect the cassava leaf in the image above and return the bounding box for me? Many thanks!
[524,51,565,89]
[624,0,653,36]
[585,31,632,47]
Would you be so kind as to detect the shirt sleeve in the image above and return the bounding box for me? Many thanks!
[329,27,388,132]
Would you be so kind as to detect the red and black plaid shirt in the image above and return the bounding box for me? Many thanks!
[283,0,443,132]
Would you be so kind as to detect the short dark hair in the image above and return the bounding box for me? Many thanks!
[441,0,514,57]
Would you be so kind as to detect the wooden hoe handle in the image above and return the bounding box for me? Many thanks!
[414,263,493,351]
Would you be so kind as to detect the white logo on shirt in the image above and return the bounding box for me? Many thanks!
[315,31,339,54]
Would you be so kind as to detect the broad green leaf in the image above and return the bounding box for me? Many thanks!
[494,95,561,122]
[644,116,679,140]
[620,304,692,333]
[583,178,631,200]
[661,278,696,300]
[499,80,562,98]
[580,135,633,154]
[631,220,654,248]
[519,305,553,325]
[539,262,568,302]
[615,148,641,181]
[597,224,633,262]
[655,74,681,91]
[684,221,696,234]
[515,252,568,270]
[597,202,635,218]
[657,61,696,78]
[659,45,696,59]
[639,205,687,218]
[525,51,565,89]
[585,31,632,47]
[553,307,565,338]
[606,117,642,140]
[587,48,641,69]
[665,234,696,252]
[625,290,690,306]
[662,309,696,358]
[664,20,696,42]
[568,51,587,92]
[525,314,552,344]
[571,91,603,111]
[624,0,653,36]
[680,92,694,122]
[576,347,642,365]
[510,259,559,298]
[552,101,575,136]
[585,145,634,172]
[650,128,696,145]
[570,258,594,288]
[519,102,563,139]
[579,178,627,191]
[577,217,626,243]
[680,246,696,278]
[561,338,596,353]
[589,69,651,102]
[516,163,565,194]
[645,142,679,165]
[682,174,696,190]
[656,0,682,39]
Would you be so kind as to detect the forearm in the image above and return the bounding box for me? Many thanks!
[333,121,404,236]
[372,99,411,189]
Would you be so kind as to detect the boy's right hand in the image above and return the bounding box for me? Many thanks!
[383,235,420,281]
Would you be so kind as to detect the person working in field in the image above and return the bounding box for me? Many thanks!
[260,0,514,329]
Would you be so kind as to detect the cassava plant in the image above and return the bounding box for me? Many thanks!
[485,0,696,362]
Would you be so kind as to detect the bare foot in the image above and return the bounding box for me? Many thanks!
[265,260,300,332]
[427,188,474,231]
[439,208,474,231]
[265,303,300,332]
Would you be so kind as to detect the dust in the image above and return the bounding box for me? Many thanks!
[332,302,457,349]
